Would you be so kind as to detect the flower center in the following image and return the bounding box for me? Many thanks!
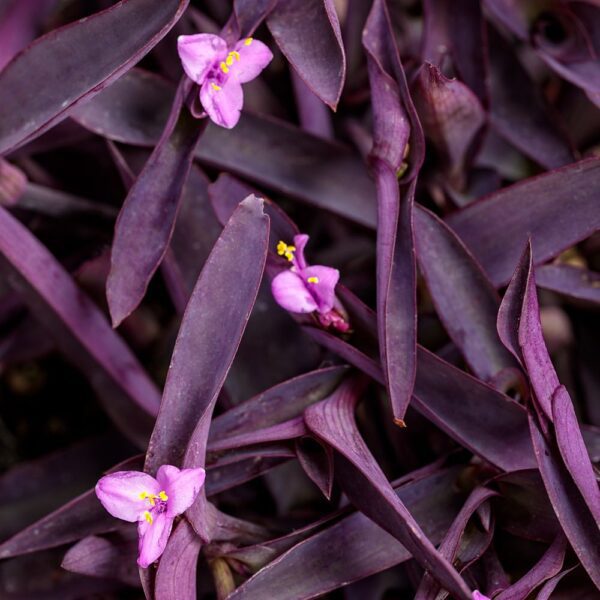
[139,490,168,525]
[277,240,296,262]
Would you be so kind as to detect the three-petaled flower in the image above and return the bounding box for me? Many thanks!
[271,234,350,332]
[95,465,205,568]
[177,33,273,129]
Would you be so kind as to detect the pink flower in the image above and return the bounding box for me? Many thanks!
[472,592,491,600]
[95,465,205,568]
[177,33,273,129]
[271,234,350,333]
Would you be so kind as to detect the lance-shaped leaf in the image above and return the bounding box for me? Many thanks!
[304,380,473,600]
[62,530,140,587]
[488,26,574,170]
[528,412,600,589]
[0,206,159,446]
[227,467,464,600]
[0,0,189,154]
[415,487,498,600]
[414,205,517,381]
[145,196,269,472]
[208,417,307,453]
[447,158,600,286]
[267,0,346,109]
[154,520,202,600]
[414,62,486,189]
[363,0,423,423]
[535,566,577,600]
[106,82,205,327]
[536,264,600,304]
[304,325,534,472]
[552,385,600,524]
[494,533,567,600]
[72,71,378,227]
[209,366,347,441]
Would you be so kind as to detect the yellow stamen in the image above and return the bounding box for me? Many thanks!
[159,490,168,501]
[211,82,221,91]
[277,241,296,262]
[220,61,229,74]
[144,511,153,525]
[230,50,240,61]
[244,37,253,46]
[226,55,234,66]
[307,276,319,284]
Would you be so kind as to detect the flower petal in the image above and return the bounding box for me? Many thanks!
[200,75,243,129]
[137,512,174,568]
[232,38,273,84]
[177,34,227,84]
[156,465,206,518]
[472,592,491,600]
[271,269,319,313]
[303,265,339,313]
[95,471,161,523]
[292,234,310,270]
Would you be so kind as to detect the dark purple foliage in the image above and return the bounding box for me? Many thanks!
[0,1,599,599]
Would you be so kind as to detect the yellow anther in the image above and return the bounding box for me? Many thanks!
[144,511,153,525]
[159,490,168,501]
[139,491,148,500]
[277,241,296,262]
[211,82,221,91]
[244,37,253,46]
[230,50,240,61]
[220,62,229,74]
[307,276,319,284]
[226,55,234,66]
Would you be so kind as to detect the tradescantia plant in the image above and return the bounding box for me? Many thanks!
[0,0,599,598]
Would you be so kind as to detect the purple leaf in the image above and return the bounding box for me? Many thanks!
[208,417,307,452]
[415,487,498,600]
[0,0,189,154]
[291,70,335,139]
[536,264,600,304]
[447,158,600,286]
[494,533,567,600]
[304,379,473,600]
[106,82,205,326]
[414,63,486,189]
[154,520,201,600]
[305,324,535,472]
[227,467,465,600]
[0,206,159,446]
[62,530,140,587]
[414,205,517,381]
[528,412,600,589]
[209,366,347,441]
[146,196,269,472]
[267,0,346,109]
[552,385,600,524]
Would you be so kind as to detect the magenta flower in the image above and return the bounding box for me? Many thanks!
[271,234,350,332]
[95,465,205,568]
[177,33,273,129]
[472,592,490,600]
